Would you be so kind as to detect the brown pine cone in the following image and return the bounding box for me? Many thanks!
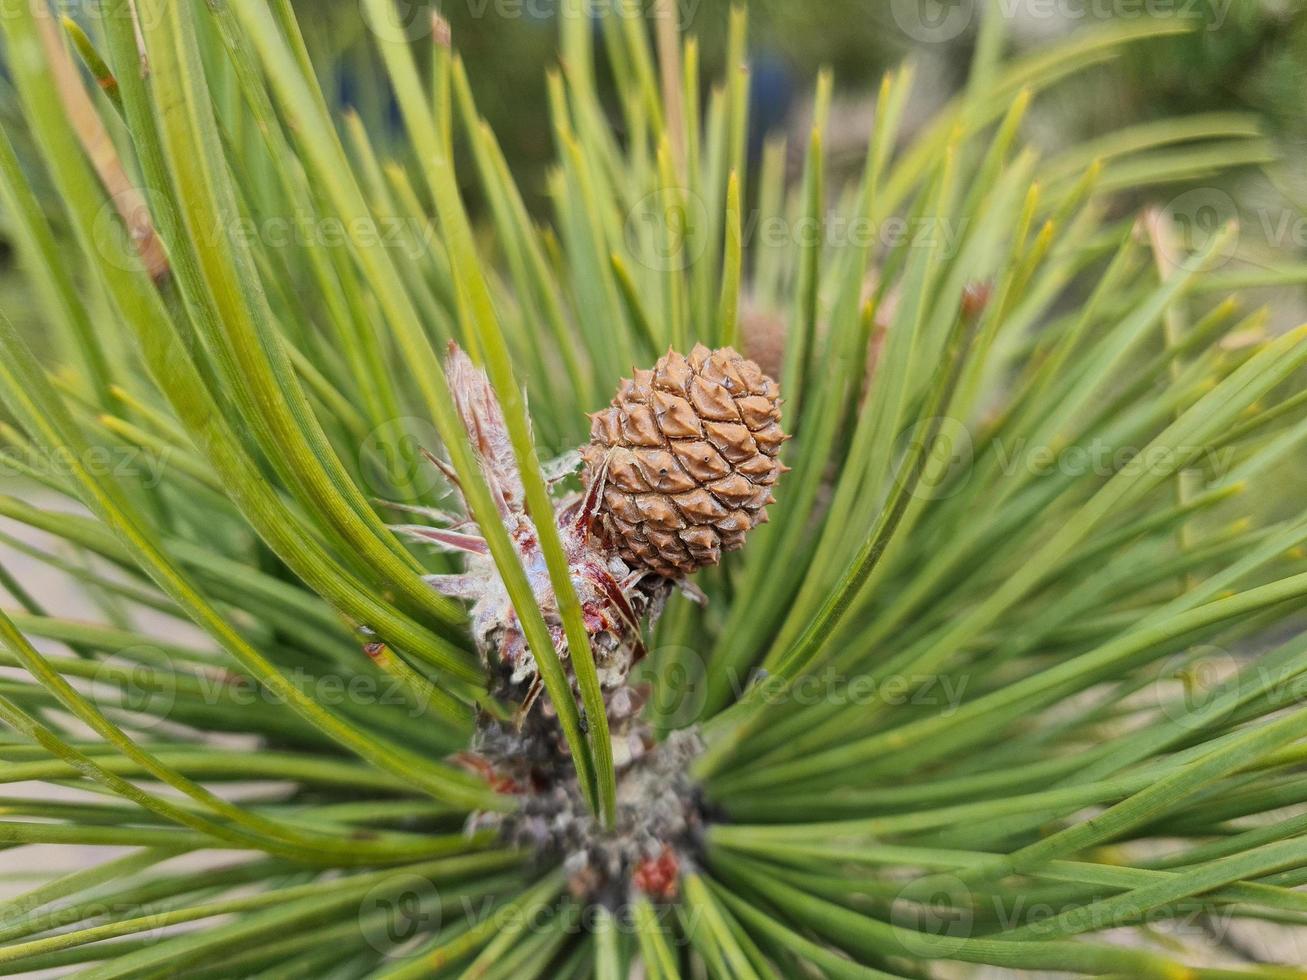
[581,344,787,577]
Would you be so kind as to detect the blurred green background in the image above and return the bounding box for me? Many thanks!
[4,0,1307,345]
[285,0,1307,207]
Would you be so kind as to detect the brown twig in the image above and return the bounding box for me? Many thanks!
[654,0,685,182]
[36,5,169,283]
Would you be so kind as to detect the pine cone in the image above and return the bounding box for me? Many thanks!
[581,344,787,577]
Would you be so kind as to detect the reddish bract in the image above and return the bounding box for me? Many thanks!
[631,847,680,901]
